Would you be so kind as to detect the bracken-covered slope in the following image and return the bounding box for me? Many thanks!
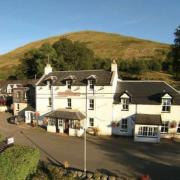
[0,30,170,79]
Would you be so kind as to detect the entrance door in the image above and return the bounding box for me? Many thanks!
[64,119,69,133]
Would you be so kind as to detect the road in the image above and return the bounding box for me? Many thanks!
[0,112,180,180]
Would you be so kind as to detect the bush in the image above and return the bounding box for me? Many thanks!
[0,145,40,180]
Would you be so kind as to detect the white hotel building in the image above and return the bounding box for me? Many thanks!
[36,62,180,143]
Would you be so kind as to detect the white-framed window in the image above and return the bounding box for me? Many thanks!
[121,118,128,130]
[48,97,52,107]
[88,79,94,90]
[162,99,171,112]
[48,118,55,126]
[161,121,169,133]
[58,119,63,127]
[67,98,72,108]
[70,120,75,128]
[89,118,94,127]
[177,122,180,133]
[66,80,72,90]
[89,99,94,110]
[17,103,20,111]
[138,126,158,137]
[121,98,129,110]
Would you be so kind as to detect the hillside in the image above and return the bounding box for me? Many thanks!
[0,31,170,79]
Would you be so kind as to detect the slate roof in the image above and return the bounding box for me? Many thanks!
[37,70,113,86]
[114,81,180,105]
[135,114,162,125]
[0,79,38,94]
[45,108,86,120]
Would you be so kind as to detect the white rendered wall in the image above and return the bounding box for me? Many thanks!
[52,85,114,135]
[113,103,180,139]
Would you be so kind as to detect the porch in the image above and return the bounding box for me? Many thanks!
[45,109,85,137]
[134,114,162,143]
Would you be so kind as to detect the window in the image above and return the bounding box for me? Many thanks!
[58,119,63,127]
[138,126,158,137]
[121,118,128,130]
[66,80,72,90]
[89,80,94,90]
[48,119,55,126]
[161,121,169,133]
[89,99,94,110]
[162,99,171,112]
[70,120,75,128]
[177,122,180,133]
[48,97,52,107]
[89,118,94,127]
[17,104,20,111]
[67,98,72,108]
[142,126,148,136]
[122,98,129,110]
[16,92,21,98]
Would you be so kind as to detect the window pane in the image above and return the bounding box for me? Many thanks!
[89,118,94,127]
[161,121,169,133]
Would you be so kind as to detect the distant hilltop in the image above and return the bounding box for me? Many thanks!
[0,30,170,79]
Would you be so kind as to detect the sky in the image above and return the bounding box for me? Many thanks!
[0,0,180,54]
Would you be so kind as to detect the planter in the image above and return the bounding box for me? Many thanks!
[170,121,177,128]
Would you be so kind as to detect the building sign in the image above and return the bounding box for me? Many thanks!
[58,90,81,97]
[7,137,14,145]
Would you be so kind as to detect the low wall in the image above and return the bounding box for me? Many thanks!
[0,106,7,112]
[47,125,56,133]
[69,128,84,137]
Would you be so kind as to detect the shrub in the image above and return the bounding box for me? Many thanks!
[0,145,40,180]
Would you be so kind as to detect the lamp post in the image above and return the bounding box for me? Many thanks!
[84,84,87,172]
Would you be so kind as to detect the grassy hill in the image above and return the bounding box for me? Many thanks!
[0,31,170,79]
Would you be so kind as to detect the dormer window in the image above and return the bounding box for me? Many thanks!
[161,93,172,113]
[66,80,72,90]
[162,99,171,112]
[88,79,94,90]
[120,92,130,111]
[122,98,129,110]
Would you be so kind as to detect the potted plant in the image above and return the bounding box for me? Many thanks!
[111,121,117,127]
[92,127,100,136]
[170,121,177,128]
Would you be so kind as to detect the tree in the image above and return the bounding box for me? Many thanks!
[171,26,180,79]
[16,43,57,79]
[53,38,95,70]
[14,38,97,79]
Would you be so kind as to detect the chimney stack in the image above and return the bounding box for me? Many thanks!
[44,64,52,75]
[111,58,117,72]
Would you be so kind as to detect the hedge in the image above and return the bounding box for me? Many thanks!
[0,145,40,180]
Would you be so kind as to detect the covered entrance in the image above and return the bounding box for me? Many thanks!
[45,108,85,136]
